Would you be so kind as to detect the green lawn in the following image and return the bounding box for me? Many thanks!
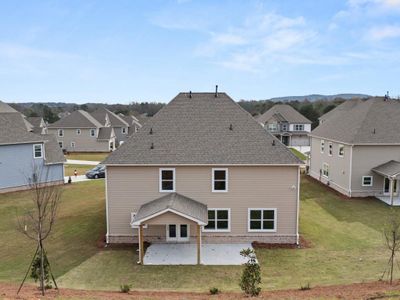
[1,176,399,292]
[290,148,307,161]
[65,152,109,162]
[64,164,94,177]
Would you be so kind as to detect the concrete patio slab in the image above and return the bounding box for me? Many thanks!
[143,243,253,265]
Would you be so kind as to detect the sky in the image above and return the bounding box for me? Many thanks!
[0,0,400,103]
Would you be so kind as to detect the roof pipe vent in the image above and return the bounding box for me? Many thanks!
[272,140,276,146]
[150,143,154,149]
[229,124,233,131]
[189,91,192,98]
[373,128,376,134]
[150,128,153,135]
[215,85,218,97]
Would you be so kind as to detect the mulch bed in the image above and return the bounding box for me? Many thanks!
[252,235,312,250]
[2,280,400,299]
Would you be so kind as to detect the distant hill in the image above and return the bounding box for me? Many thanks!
[264,93,371,102]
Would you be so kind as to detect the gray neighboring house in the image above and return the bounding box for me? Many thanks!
[26,116,48,135]
[47,108,142,152]
[309,97,400,205]
[103,91,302,264]
[0,102,65,193]
[256,104,312,153]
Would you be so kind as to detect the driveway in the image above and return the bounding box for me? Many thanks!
[143,243,253,265]
[66,159,100,166]
[64,175,91,183]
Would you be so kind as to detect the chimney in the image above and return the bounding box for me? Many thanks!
[215,85,218,97]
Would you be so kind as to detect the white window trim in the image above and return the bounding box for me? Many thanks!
[293,124,304,131]
[202,208,231,233]
[322,163,329,178]
[90,128,96,137]
[338,144,344,158]
[166,224,190,242]
[328,142,333,156]
[33,144,43,159]
[130,212,148,229]
[58,129,64,137]
[76,129,81,135]
[121,127,127,134]
[71,141,76,148]
[362,176,373,187]
[212,168,228,193]
[248,208,277,233]
[159,168,176,193]
[320,140,325,153]
[58,141,63,149]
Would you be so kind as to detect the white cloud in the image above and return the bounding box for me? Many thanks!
[367,25,400,40]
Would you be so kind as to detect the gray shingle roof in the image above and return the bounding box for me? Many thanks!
[0,113,43,145]
[26,117,44,128]
[48,110,102,128]
[0,101,18,113]
[311,98,400,144]
[42,134,66,164]
[132,192,208,225]
[372,160,400,179]
[97,127,114,140]
[103,92,302,165]
[256,104,311,125]
[91,108,129,127]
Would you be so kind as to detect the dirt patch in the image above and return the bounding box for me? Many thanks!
[2,280,400,300]
[252,235,312,249]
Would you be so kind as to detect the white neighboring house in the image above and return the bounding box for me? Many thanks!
[256,104,312,153]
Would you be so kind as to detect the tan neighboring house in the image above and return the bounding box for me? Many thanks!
[103,91,302,264]
[309,97,400,205]
[26,116,48,135]
[256,104,312,153]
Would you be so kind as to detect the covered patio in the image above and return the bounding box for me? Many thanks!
[372,160,400,206]
[131,192,208,265]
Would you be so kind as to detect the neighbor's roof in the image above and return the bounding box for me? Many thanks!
[132,192,208,225]
[48,110,102,128]
[97,127,114,140]
[256,104,311,125]
[372,160,400,179]
[0,101,18,113]
[26,117,44,128]
[0,113,42,145]
[311,98,400,144]
[91,107,129,128]
[318,100,361,122]
[42,134,66,164]
[103,92,302,165]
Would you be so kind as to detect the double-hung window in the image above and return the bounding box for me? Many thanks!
[58,129,64,137]
[320,140,325,153]
[267,123,278,132]
[122,127,127,134]
[328,143,333,156]
[248,209,276,232]
[203,208,230,232]
[33,144,43,159]
[293,124,304,131]
[322,163,329,178]
[159,168,175,192]
[212,168,228,192]
[90,128,96,137]
[362,176,373,187]
[76,129,81,135]
[338,144,344,157]
[58,141,63,149]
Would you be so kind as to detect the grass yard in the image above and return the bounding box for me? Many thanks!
[290,147,307,161]
[1,176,399,293]
[65,152,109,162]
[64,164,94,177]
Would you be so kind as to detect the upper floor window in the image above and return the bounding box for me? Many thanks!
[76,129,81,135]
[322,163,329,178]
[58,141,63,149]
[203,208,230,232]
[281,123,288,131]
[90,128,96,137]
[328,143,333,156]
[121,127,127,134]
[58,129,64,137]
[71,141,76,148]
[267,123,278,132]
[362,176,373,187]
[320,140,325,153]
[293,124,304,131]
[248,208,276,232]
[33,144,43,159]
[338,144,344,157]
[212,168,228,192]
[159,168,175,192]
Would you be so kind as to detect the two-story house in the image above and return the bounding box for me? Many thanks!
[103,91,302,264]
[256,104,312,153]
[309,97,400,205]
[0,102,65,193]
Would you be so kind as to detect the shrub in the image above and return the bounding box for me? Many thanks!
[209,287,219,295]
[120,284,131,293]
[300,283,311,290]
[30,254,52,289]
[239,248,261,297]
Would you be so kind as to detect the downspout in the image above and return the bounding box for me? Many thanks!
[296,166,300,246]
[105,167,110,244]
[348,145,353,197]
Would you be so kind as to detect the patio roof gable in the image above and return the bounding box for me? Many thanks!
[372,160,400,179]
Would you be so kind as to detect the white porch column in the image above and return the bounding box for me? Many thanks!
[197,224,202,265]
[390,178,394,206]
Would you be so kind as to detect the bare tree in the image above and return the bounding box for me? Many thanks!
[17,165,62,295]
[381,208,400,284]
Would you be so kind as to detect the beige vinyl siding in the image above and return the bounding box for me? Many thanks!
[309,137,352,195]
[106,165,298,239]
[351,145,400,197]
[48,128,111,152]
